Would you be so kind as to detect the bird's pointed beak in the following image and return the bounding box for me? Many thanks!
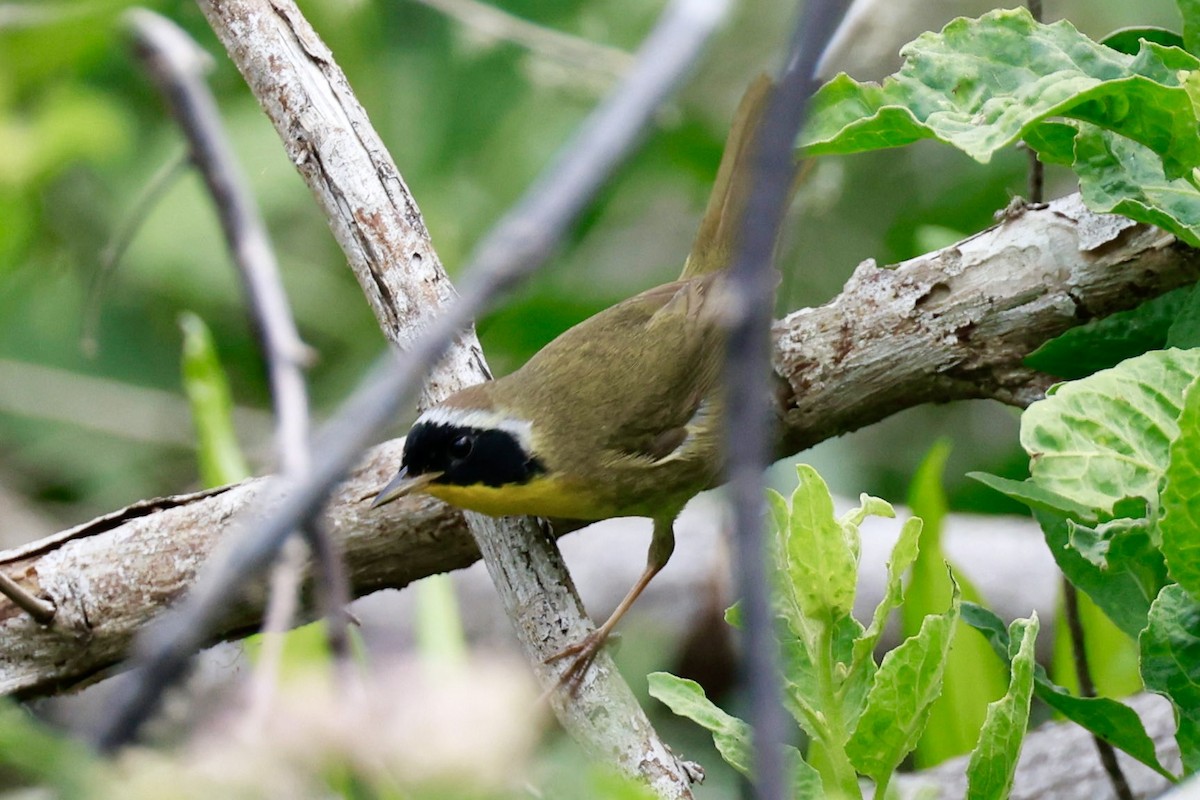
[370,466,443,509]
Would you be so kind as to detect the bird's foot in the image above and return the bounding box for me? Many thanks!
[543,629,611,696]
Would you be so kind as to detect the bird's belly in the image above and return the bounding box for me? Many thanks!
[425,477,618,521]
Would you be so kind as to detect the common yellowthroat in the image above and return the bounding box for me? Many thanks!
[374,77,776,684]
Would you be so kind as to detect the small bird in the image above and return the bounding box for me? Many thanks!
[373,77,776,686]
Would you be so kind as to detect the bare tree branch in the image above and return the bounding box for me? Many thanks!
[125,9,352,700]
[3,196,1196,703]
[87,1,726,792]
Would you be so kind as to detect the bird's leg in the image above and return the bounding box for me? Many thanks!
[545,518,676,694]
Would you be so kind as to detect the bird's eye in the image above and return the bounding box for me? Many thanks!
[449,435,474,460]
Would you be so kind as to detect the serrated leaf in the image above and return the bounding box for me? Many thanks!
[963,602,1175,779]
[646,674,822,796]
[1142,583,1200,772]
[847,580,961,782]
[180,312,250,488]
[853,516,921,668]
[803,8,1200,177]
[966,615,1039,800]
[1162,376,1200,601]
[1022,348,1200,518]
[1025,288,1191,380]
[905,443,1007,769]
[783,465,858,621]
[1070,123,1200,247]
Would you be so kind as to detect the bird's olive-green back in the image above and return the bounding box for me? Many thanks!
[487,272,726,513]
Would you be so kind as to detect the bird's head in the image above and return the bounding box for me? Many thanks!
[370,393,546,509]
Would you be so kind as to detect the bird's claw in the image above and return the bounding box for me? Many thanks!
[544,630,609,696]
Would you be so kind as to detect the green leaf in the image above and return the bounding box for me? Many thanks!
[966,615,1039,800]
[905,442,1008,769]
[1168,286,1200,348]
[847,579,961,783]
[179,312,251,487]
[780,614,867,741]
[1101,27,1186,56]
[1161,376,1200,602]
[1141,583,1200,773]
[963,602,1175,779]
[777,465,858,623]
[1023,121,1080,166]
[1181,0,1200,56]
[967,472,1097,520]
[1022,348,1200,518]
[414,573,467,667]
[1050,588,1142,700]
[648,673,753,774]
[1024,287,1191,380]
[646,674,822,796]
[1038,509,1166,639]
[1070,123,1200,247]
[0,700,91,799]
[1066,516,1151,569]
[803,8,1200,177]
[853,516,922,668]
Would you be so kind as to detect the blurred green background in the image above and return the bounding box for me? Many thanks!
[0,0,1184,541]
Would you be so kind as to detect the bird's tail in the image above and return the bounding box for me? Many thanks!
[680,74,775,281]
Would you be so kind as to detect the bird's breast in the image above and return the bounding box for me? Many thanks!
[425,475,618,521]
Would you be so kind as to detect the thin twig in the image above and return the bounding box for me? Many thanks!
[96,2,726,786]
[721,2,850,797]
[414,0,633,81]
[1061,577,1135,800]
[125,10,351,686]
[1026,0,1044,204]
[82,148,189,357]
[0,570,55,625]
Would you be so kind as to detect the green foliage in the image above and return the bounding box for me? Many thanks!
[845,583,960,785]
[653,465,1039,799]
[1160,375,1200,598]
[1141,584,1200,773]
[1020,349,1200,518]
[415,573,468,667]
[179,311,251,487]
[965,616,1039,800]
[1025,288,1190,380]
[0,700,92,798]
[902,441,1008,768]
[805,9,1200,174]
[971,348,1200,777]
[962,603,1174,779]
[804,6,1200,250]
[1050,589,1141,701]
